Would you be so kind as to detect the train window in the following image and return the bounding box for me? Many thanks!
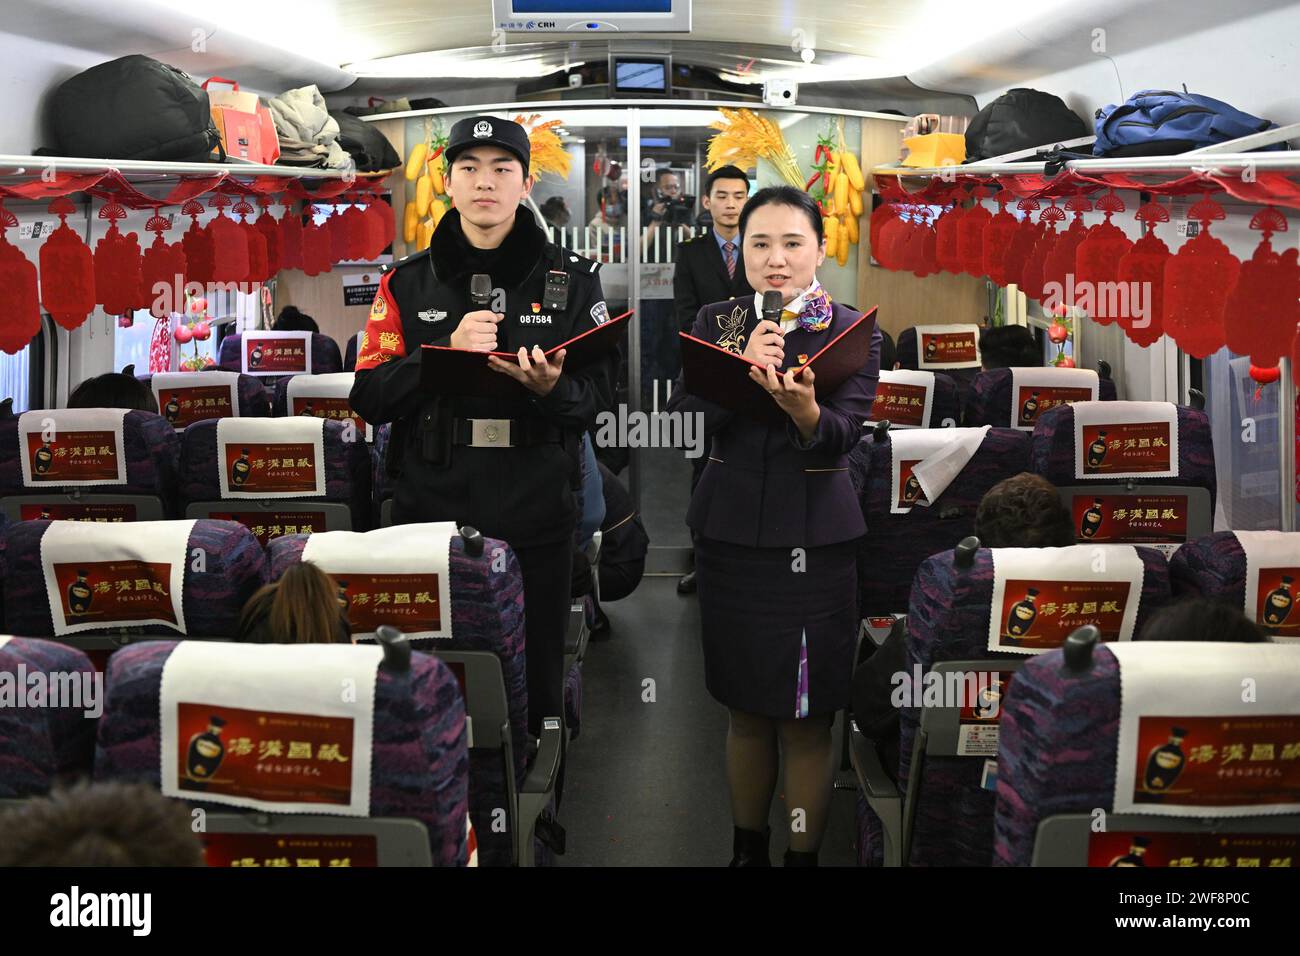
[1202,349,1284,531]
[0,339,32,412]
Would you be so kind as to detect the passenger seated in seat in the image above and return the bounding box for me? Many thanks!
[851,472,1073,781]
[979,325,1040,370]
[67,366,159,414]
[0,781,204,866]
[272,305,320,334]
[1139,596,1267,643]
[236,562,352,644]
[579,462,649,639]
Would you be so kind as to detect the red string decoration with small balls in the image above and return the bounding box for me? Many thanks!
[1041,194,1092,307]
[280,199,305,271]
[1163,194,1241,359]
[957,185,992,277]
[983,191,1019,287]
[1001,198,1043,289]
[1073,191,1133,325]
[0,202,41,354]
[139,209,188,319]
[1115,201,1171,347]
[39,197,96,331]
[1019,201,1065,301]
[255,196,283,278]
[180,199,214,286]
[206,194,249,283]
[233,199,268,293]
[1223,207,1298,368]
[93,202,144,317]
[301,204,332,277]
[934,198,966,274]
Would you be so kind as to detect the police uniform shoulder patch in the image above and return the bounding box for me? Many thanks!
[590,301,610,326]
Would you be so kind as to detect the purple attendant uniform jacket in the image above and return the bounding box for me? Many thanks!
[667,297,882,549]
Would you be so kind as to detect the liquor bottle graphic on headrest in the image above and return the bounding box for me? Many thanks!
[1263,575,1294,628]
[924,337,938,361]
[34,439,54,475]
[1143,727,1187,793]
[336,580,350,613]
[231,448,252,486]
[164,394,181,423]
[67,569,93,615]
[1080,498,1105,539]
[249,342,264,369]
[1086,430,1109,468]
[901,470,923,504]
[185,715,228,784]
[38,506,52,520]
[1019,390,1040,424]
[1006,588,1039,637]
[1108,836,1150,867]
[299,400,315,417]
[974,679,1003,720]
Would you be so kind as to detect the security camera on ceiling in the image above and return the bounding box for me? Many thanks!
[763,80,798,107]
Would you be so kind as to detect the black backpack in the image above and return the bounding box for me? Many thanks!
[44,55,223,162]
[965,88,1089,161]
[331,111,401,173]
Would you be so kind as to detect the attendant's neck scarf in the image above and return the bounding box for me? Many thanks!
[757,278,832,333]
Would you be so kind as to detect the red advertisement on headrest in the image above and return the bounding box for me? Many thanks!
[202,832,378,868]
[245,336,308,374]
[871,381,928,427]
[1087,830,1299,868]
[291,395,364,432]
[52,560,177,626]
[920,330,977,365]
[1072,494,1188,545]
[20,502,136,522]
[158,385,236,429]
[26,431,120,482]
[1015,385,1094,428]
[175,703,354,806]
[210,510,329,548]
[1255,567,1300,638]
[897,459,928,508]
[1132,715,1300,808]
[957,671,1016,725]
[222,442,319,493]
[1080,422,1173,476]
[339,573,443,637]
[997,579,1132,650]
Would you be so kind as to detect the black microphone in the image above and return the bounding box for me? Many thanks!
[470,274,492,308]
[761,290,783,326]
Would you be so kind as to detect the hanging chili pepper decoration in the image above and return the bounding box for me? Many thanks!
[206,194,250,283]
[934,195,967,274]
[280,198,305,271]
[233,199,268,293]
[1223,206,1298,368]
[1164,194,1240,359]
[255,196,283,278]
[957,185,992,277]
[139,208,188,319]
[1115,201,1171,347]
[180,199,214,286]
[1041,194,1091,308]
[301,203,332,277]
[1001,198,1043,290]
[0,202,41,354]
[1020,201,1065,301]
[982,189,1019,287]
[94,202,144,318]
[39,197,96,331]
[1073,191,1133,325]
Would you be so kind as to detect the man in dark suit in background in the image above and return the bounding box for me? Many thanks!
[671,165,754,593]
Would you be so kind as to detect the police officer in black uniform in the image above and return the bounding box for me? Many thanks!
[350,116,617,737]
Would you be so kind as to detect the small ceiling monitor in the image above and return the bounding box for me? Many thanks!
[611,57,669,95]
[492,0,691,34]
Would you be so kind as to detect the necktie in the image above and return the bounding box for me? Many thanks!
[723,241,736,280]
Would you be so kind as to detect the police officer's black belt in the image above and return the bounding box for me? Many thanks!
[451,417,564,448]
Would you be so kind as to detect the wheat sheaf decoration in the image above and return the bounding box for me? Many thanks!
[705,107,804,189]
[514,114,573,184]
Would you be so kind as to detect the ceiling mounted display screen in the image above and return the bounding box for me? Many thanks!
[612,58,668,94]
[492,0,691,33]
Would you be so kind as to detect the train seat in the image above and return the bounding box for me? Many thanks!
[218,331,344,393]
[866,369,961,430]
[895,324,983,414]
[0,637,98,795]
[964,365,1116,430]
[1169,530,1300,642]
[142,371,271,428]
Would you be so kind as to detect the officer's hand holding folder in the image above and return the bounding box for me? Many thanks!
[678,306,878,422]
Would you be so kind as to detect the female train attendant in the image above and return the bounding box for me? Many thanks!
[668,186,882,866]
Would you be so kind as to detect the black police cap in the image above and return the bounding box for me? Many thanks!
[444,116,531,173]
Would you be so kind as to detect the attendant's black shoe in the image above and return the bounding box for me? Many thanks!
[677,571,697,594]
[728,826,771,867]
[783,849,819,867]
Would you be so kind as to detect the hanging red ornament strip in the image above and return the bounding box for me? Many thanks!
[910,207,939,277]
[0,202,41,354]
[341,200,370,263]
[1041,194,1092,307]
[982,190,1019,287]
[1001,198,1043,290]
[325,204,350,264]
[180,199,215,286]
[93,202,144,317]
[301,203,332,277]
[139,208,188,319]
[894,207,923,274]
[39,197,96,331]
[1019,201,1065,301]
[367,190,395,256]
[1223,207,1298,368]
[255,196,283,278]
[956,186,993,277]
[207,194,250,283]
[1163,194,1240,359]
[233,199,269,293]
[869,200,898,263]
[1115,201,1171,348]
[1073,191,1133,325]
[875,206,909,271]
[934,198,966,274]
[280,200,305,271]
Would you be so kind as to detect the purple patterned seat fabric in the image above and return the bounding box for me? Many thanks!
[92,641,470,866]
[344,331,361,372]
[370,423,394,521]
[1029,403,1217,507]
[992,644,1121,866]
[895,327,981,414]
[3,519,268,638]
[926,372,961,428]
[268,531,528,866]
[0,410,182,516]
[565,660,582,739]
[855,791,885,867]
[964,368,1116,428]
[137,373,271,419]
[899,544,1169,866]
[848,427,1031,616]
[1167,531,1249,605]
[0,638,98,796]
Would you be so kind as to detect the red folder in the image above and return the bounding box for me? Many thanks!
[421,310,631,398]
[679,306,878,422]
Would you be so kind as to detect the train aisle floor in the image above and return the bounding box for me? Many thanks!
[559,575,859,867]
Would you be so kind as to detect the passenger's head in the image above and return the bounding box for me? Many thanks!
[539,196,571,227]
[738,185,825,306]
[237,562,351,644]
[0,781,204,866]
[655,168,681,198]
[980,325,1040,370]
[272,306,319,334]
[702,165,749,232]
[975,472,1075,548]
[68,367,158,414]
[1140,597,1268,643]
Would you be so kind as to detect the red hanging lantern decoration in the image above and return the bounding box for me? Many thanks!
[93,202,144,317]
[180,200,214,286]
[139,209,188,319]
[869,201,898,262]
[340,201,370,262]
[957,186,992,276]
[0,202,41,354]
[1223,207,1298,368]
[301,205,332,277]
[1115,201,1171,347]
[1249,364,1281,401]
[280,199,305,271]
[1020,201,1065,301]
[1164,194,1240,359]
[895,209,924,274]
[324,205,349,264]
[39,197,96,331]
[367,190,395,255]
[1041,194,1091,307]
[255,196,283,278]
[1073,191,1133,325]
[206,194,250,284]
[983,191,1019,286]
[875,207,910,271]
[1001,198,1043,289]
[233,199,269,293]
[934,199,966,274]
[910,208,939,278]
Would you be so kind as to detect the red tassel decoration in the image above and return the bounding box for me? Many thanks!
[1002,199,1043,289]
[957,186,992,277]
[233,199,269,294]
[1073,191,1133,325]
[1041,195,1091,307]
[255,196,283,278]
[1115,202,1171,348]
[301,205,332,277]
[1223,207,1298,368]
[139,210,188,319]
[983,191,1019,286]
[94,202,144,317]
[1164,194,1240,359]
[39,197,96,331]
[934,199,966,274]
[0,202,41,354]
[280,200,304,271]
[180,200,213,286]
[1020,201,1065,301]
[207,195,249,284]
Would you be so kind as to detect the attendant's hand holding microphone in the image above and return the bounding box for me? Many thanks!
[746,289,820,438]
[742,290,786,368]
[451,274,503,352]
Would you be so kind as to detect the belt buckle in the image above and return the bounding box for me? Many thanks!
[471,418,512,448]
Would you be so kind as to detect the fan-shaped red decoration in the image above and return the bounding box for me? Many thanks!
[1001,199,1043,289]
[869,201,898,262]
[1020,202,1065,301]
[301,209,332,277]
[180,200,214,287]
[207,195,249,284]
[93,202,144,317]
[1073,191,1134,326]
[233,200,269,293]
[139,210,188,319]
[983,191,1019,286]
[255,197,283,278]
[280,200,305,271]
[956,187,992,277]
[1041,195,1091,308]
[1163,195,1240,359]
[1223,207,1298,368]
[0,203,40,354]
[39,197,96,331]
[934,200,966,274]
